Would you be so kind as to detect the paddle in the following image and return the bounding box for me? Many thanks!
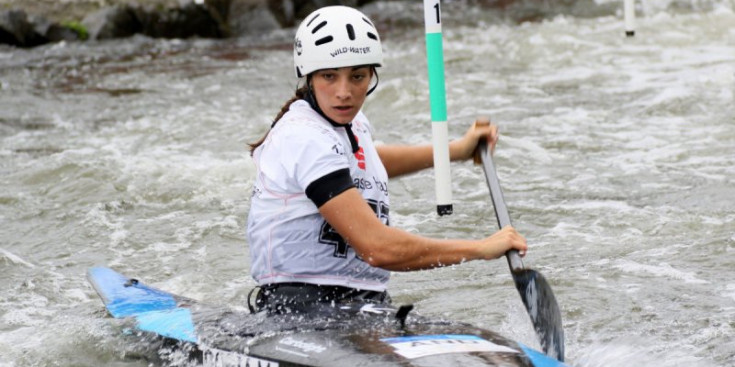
[478,142,565,362]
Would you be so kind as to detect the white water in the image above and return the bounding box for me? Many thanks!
[1,1,733,366]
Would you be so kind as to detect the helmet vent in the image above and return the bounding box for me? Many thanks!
[311,21,327,34]
[362,17,374,27]
[367,32,377,40]
[306,13,321,27]
[346,24,355,40]
[315,36,333,46]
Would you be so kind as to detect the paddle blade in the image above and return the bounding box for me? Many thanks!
[512,268,565,362]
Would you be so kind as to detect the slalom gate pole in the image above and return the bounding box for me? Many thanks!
[624,0,636,37]
[423,0,453,216]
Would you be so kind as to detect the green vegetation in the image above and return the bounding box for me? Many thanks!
[62,20,89,40]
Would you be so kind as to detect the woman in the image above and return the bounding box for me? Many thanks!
[247,6,527,314]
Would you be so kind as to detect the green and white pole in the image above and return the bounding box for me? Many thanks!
[424,0,453,216]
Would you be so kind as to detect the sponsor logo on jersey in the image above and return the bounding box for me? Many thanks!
[353,135,366,170]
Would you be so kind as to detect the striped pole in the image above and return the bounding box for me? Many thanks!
[424,0,453,216]
[624,0,635,37]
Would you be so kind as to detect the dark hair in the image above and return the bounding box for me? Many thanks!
[248,85,309,155]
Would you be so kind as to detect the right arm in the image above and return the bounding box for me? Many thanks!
[318,187,527,271]
[376,118,499,178]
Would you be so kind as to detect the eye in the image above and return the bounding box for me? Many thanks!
[352,71,369,81]
[320,71,336,80]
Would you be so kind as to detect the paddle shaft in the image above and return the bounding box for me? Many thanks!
[478,143,524,272]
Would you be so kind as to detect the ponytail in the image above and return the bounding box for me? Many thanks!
[248,85,309,155]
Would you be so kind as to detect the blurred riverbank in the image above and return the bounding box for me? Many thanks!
[3,0,721,47]
[0,0,644,48]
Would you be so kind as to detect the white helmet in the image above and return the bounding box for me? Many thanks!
[294,6,383,78]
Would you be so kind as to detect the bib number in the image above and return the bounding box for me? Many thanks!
[319,199,389,259]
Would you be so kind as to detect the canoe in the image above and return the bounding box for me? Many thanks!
[87,266,569,367]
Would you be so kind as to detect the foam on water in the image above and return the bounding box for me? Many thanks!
[612,259,709,284]
[0,248,35,268]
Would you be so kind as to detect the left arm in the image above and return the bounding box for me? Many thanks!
[377,118,498,178]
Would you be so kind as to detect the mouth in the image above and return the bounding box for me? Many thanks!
[333,105,353,113]
[327,104,357,123]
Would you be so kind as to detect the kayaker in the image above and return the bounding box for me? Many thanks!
[246,5,527,314]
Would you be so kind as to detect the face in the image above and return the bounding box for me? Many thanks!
[310,66,373,125]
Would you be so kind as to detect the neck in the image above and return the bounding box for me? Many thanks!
[303,86,359,154]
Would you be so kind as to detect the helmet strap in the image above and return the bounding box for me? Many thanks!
[367,67,379,96]
[304,77,360,154]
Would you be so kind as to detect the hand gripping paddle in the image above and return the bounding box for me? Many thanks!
[478,142,565,361]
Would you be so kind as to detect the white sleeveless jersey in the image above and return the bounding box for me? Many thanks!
[247,100,390,291]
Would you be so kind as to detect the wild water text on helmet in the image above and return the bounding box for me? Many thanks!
[330,46,373,58]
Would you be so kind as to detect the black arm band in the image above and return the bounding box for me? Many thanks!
[305,168,355,208]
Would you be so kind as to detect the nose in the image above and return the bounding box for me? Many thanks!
[335,77,351,100]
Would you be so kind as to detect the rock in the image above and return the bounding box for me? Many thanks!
[292,0,360,21]
[135,1,223,39]
[82,4,141,40]
[203,0,232,36]
[46,24,81,42]
[228,0,281,37]
[81,0,224,40]
[263,0,366,29]
[29,15,80,42]
[0,9,46,47]
[267,0,296,27]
